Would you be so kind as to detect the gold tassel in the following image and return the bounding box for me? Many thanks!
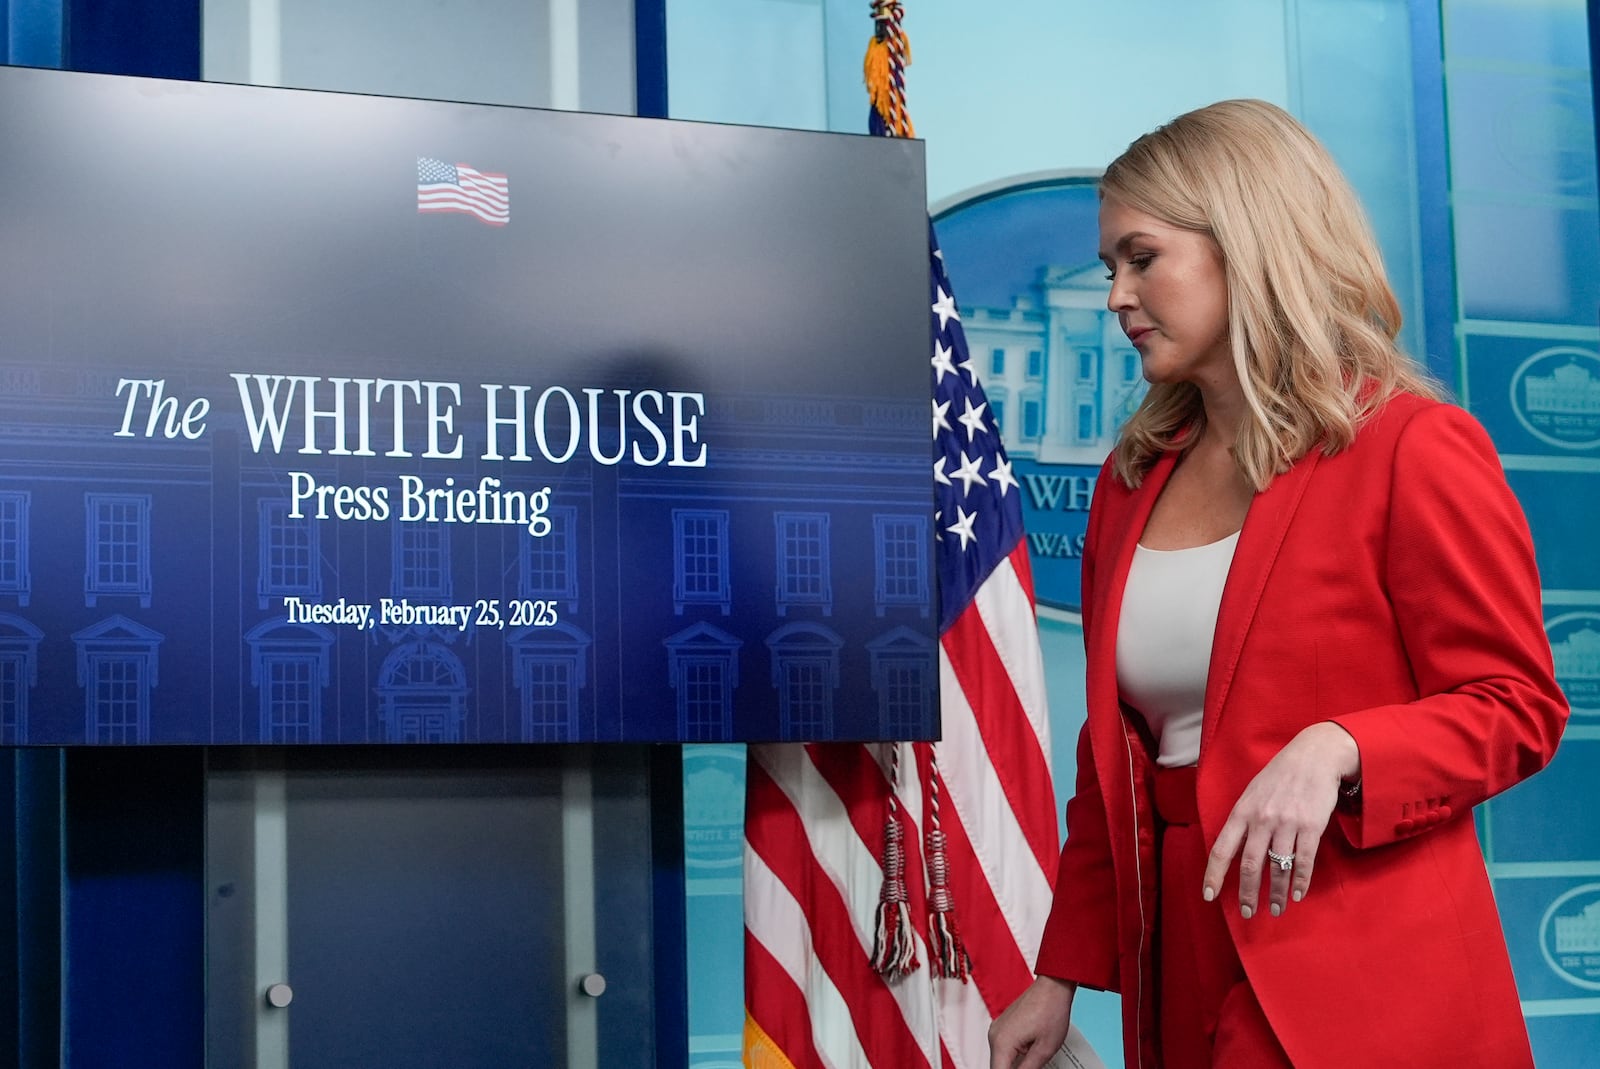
[864,36,892,116]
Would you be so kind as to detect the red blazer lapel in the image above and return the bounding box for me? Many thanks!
[1201,450,1323,747]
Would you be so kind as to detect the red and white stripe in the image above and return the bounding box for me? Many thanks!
[744,540,1056,1069]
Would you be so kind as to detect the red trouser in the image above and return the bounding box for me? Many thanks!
[1154,766,1293,1069]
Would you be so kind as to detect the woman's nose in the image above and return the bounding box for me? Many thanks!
[1106,275,1136,313]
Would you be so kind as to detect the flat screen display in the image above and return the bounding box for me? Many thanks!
[0,65,934,744]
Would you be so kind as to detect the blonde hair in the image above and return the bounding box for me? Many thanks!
[1101,99,1440,490]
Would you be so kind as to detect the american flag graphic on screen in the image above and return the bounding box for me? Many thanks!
[416,158,510,227]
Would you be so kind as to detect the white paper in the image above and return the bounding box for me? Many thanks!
[1043,1024,1109,1069]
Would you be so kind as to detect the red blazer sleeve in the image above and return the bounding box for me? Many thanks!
[1035,464,1122,991]
[1331,403,1568,849]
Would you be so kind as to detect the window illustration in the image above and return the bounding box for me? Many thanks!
[1121,349,1140,382]
[522,659,572,740]
[84,493,152,608]
[392,522,451,602]
[989,393,1007,436]
[873,515,930,617]
[774,512,831,616]
[1076,348,1095,382]
[682,660,729,740]
[0,492,32,606]
[1076,401,1097,444]
[1022,394,1045,440]
[664,622,742,741]
[509,622,591,741]
[376,640,469,743]
[990,348,1006,376]
[520,505,578,607]
[1027,348,1045,379]
[673,509,730,614]
[258,498,322,609]
[766,622,842,741]
[73,615,164,744]
[93,658,142,742]
[0,614,43,745]
[868,626,936,739]
[264,657,317,742]
[245,619,333,743]
[0,654,24,746]
[779,660,829,738]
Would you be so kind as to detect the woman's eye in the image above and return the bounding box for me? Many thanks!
[1104,253,1153,280]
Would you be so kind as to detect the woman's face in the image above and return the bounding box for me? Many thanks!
[1098,196,1235,393]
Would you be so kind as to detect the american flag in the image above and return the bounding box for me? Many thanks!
[743,226,1059,1068]
[416,157,510,227]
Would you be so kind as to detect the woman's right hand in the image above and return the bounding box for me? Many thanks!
[988,975,1077,1069]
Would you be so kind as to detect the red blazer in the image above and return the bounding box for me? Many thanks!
[1035,394,1568,1069]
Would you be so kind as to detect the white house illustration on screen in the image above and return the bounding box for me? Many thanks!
[1555,899,1600,954]
[1526,361,1600,415]
[1553,622,1600,714]
[1554,626,1600,681]
[961,263,1144,466]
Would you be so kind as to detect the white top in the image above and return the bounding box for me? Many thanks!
[1115,531,1239,768]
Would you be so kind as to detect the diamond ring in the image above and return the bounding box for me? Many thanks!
[1265,849,1295,873]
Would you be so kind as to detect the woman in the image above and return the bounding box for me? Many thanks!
[988,100,1567,1069]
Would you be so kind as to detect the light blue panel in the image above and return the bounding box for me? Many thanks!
[1459,332,1600,463]
[1530,1016,1600,1069]
[682,744,746,1054]
[276,0,546,106]
[1445,72,1596,198]
[1504,468,1599,602]
[1444,0,1599,329]
[5,0,62,67]
[1491,875,1600,1002]
[1445,0,1593,68]
[1288,0,1429,364]
[1454,199,1600,328]
[906,0,1291,204]
[822,0,868,134]
[207,0,636,115]
[1489,739,1600,864]
[685,893,745,1053]
[685,745,747,882]
[667,0,826,128]
[1446,68,1598,325]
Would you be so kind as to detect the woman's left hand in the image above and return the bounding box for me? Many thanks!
[1202,722,1361,919]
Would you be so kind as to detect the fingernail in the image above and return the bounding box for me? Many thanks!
[1203,886,1215,902]
[1241,905,1253,920]
[1292,890,1304,903]
[1271,904,1281,917]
